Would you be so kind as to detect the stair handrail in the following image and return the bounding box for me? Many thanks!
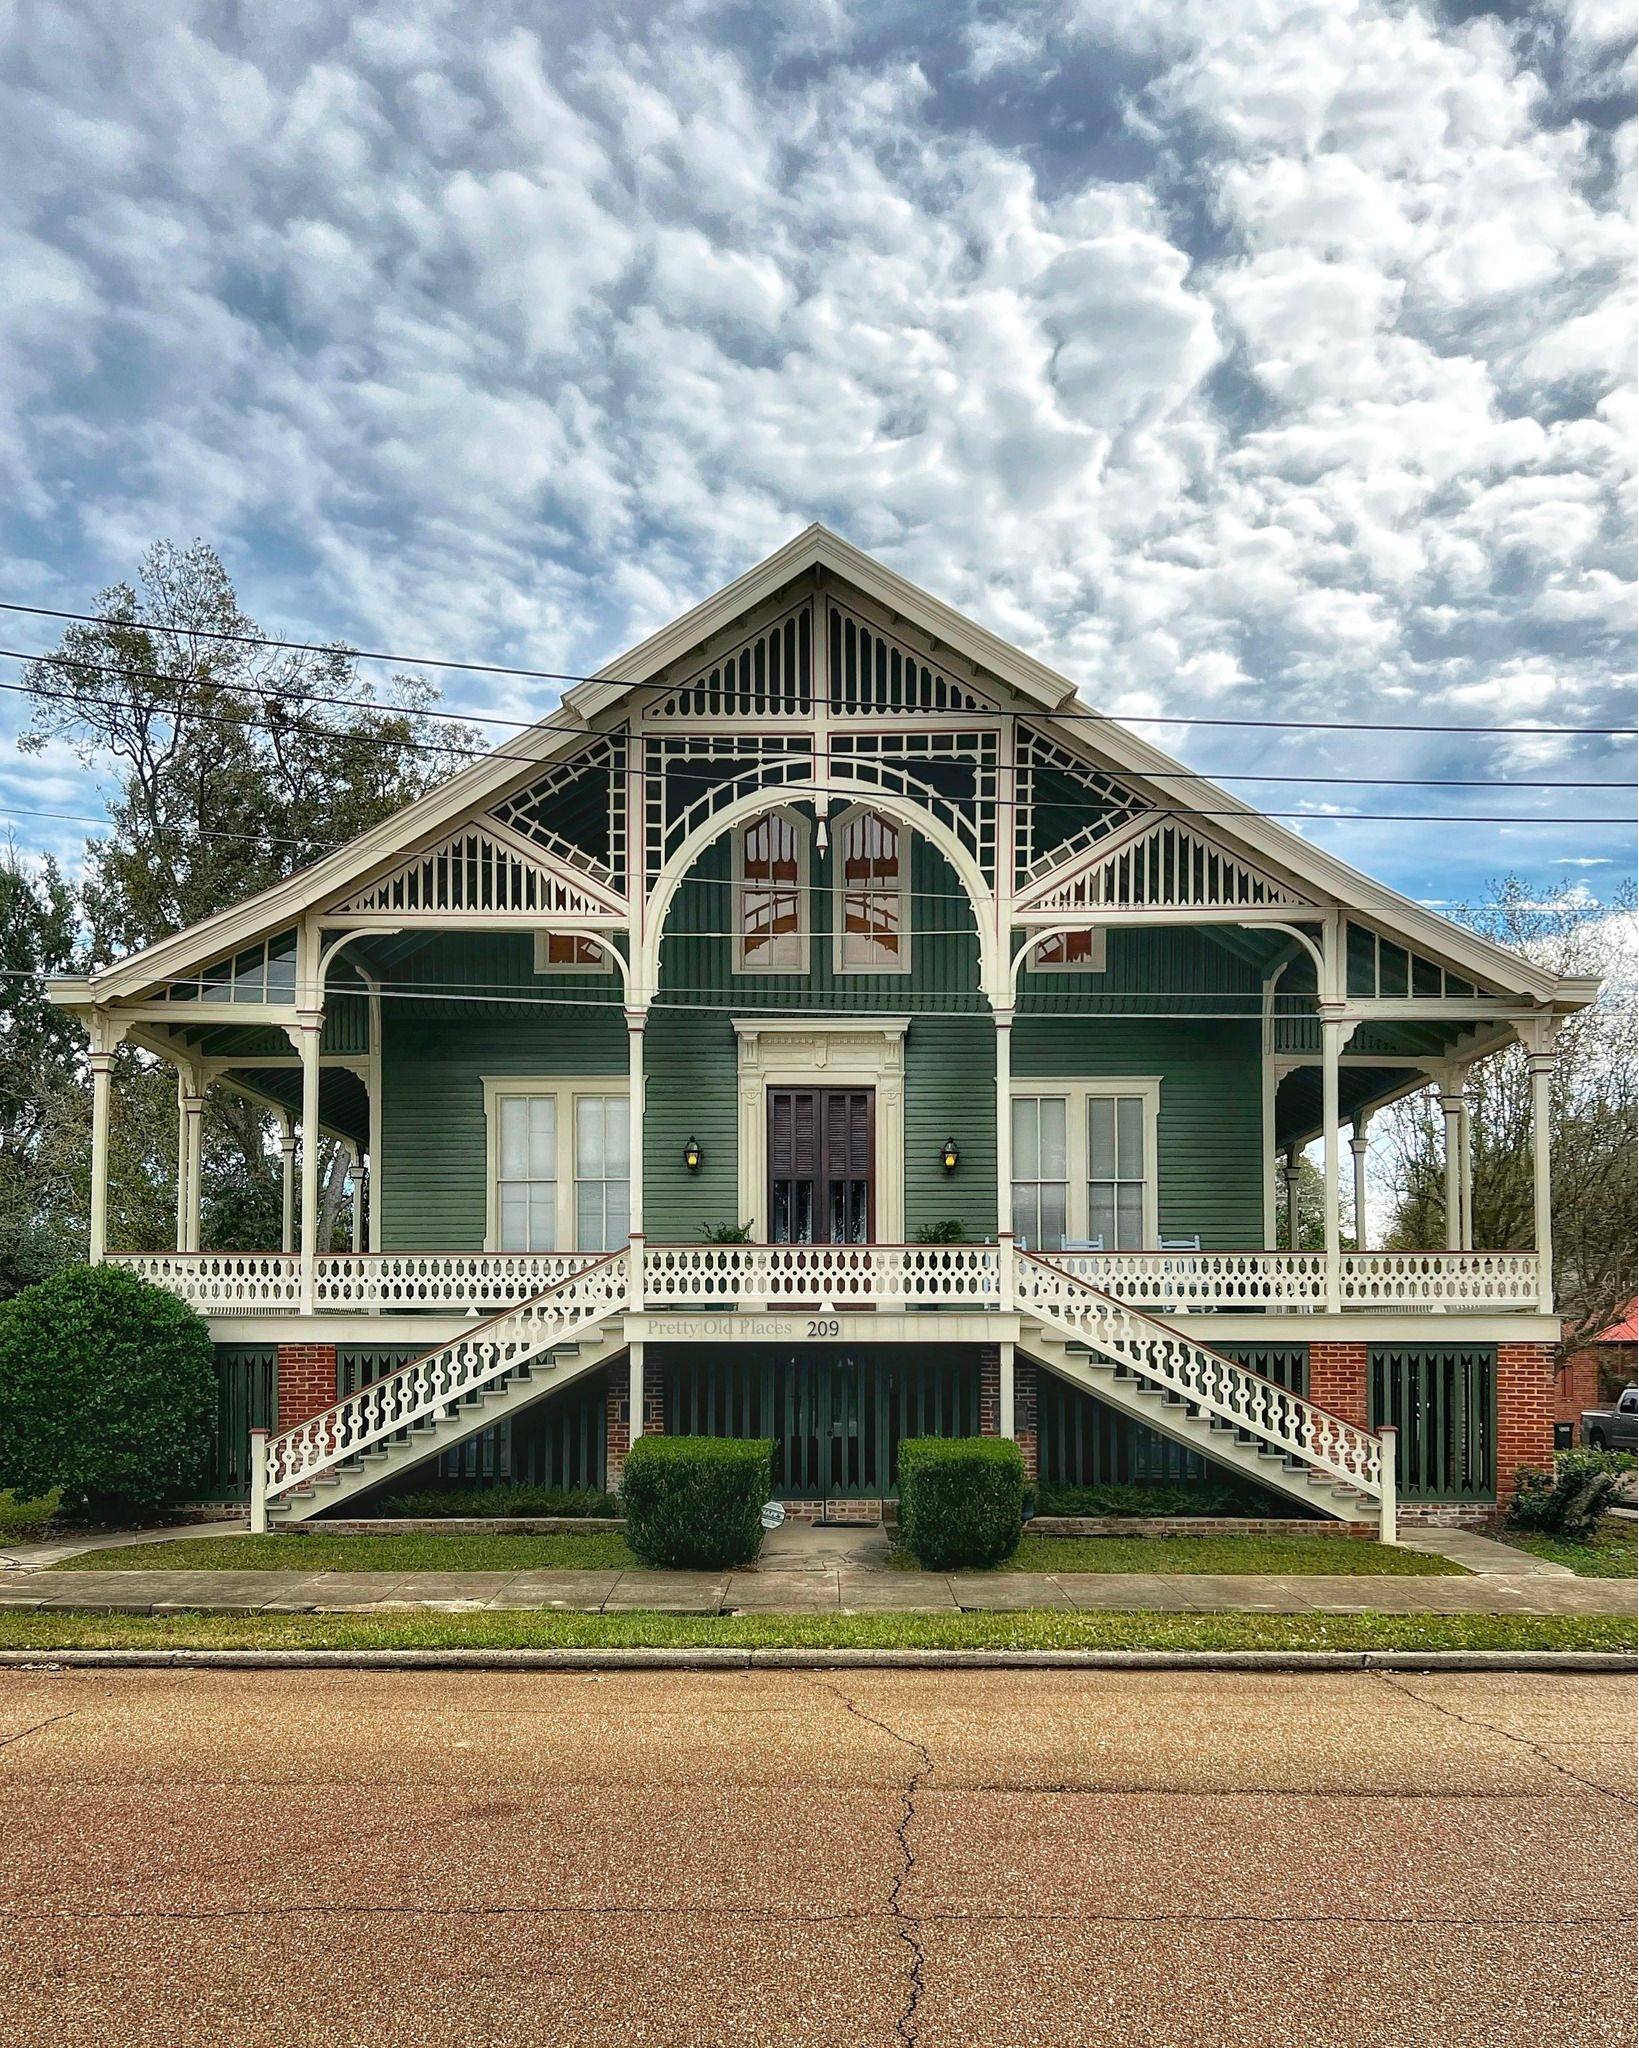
[1015,1249,1385,1498]
[256,1246,630,1515]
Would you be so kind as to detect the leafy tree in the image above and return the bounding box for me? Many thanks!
[16,540,482,1256]
[0,1264,216,1518]
[0,849,86,1292]
[1380,878,1637,1353]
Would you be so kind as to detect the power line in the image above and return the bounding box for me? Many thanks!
[6,674,1634,827]
[5,598,1635,737]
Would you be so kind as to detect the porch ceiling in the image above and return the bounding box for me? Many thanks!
[228,1065,370,1148]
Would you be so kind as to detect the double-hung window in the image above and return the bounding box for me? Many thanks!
[485,1080,630,1252]
[1010,1081,1160,1251]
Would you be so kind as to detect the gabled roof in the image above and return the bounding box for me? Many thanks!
[1592,1302,1638,1346]
[56,523,1587,1010]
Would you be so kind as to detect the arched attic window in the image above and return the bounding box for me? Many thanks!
[735,808,809,972]
[834,807,909,975]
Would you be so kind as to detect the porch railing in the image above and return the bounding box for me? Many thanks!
[111,1244,1544,1317]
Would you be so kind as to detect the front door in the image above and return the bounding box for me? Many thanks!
[767,1087,875,1243]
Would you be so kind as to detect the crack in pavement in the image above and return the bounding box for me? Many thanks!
[809,1678,934,2048]
[0,1709,76,1754]
[1372,1670,1636,1808]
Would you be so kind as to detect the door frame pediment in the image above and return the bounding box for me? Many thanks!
[734,1017,908,1241]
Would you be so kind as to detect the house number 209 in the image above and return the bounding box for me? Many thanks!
[806,1317,841,1338]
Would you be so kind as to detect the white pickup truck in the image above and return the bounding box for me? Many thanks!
[1581,1385,1638,1453]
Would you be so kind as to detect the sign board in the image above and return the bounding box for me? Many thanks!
[760,1500,787,1531]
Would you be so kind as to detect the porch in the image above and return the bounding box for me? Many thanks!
[112,1239,1546,1319]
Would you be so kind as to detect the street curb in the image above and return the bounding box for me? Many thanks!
[0,1648,1631,1673]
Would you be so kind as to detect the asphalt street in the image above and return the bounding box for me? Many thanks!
[0,1666,1632,2047]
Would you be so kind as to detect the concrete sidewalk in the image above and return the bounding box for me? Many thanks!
[0,1563,1630,1616]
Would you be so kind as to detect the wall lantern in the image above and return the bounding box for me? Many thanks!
[940,1138,960,1175]
[682,1136,704,1174]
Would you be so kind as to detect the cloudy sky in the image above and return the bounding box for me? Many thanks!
[0,0,1633,910]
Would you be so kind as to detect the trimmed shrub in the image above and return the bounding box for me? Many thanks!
[621,1435,773,1568]
[0,1265,216,1520]
[373,1484,620,1519]
[897,1436,1025,1570]
[1508,1448,1637,1541]
[1035,1479,1290,1519]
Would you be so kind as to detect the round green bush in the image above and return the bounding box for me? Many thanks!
[0,1264,216,1521]
[897,1436,1025,1570]
[621,1435,774,1569]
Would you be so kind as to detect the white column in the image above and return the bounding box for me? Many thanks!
[627,1338,646,1453]
[1284,1149,1303,1251]
[293,1009,324,1314]
[1458,1100,1474,1250]
[366,985,384,1253]
[1528,1047,1557,1313]
[994,1006,1014,1304]
[626,1006,647,1311]
[87,1048,118,1263]
[1439,1079,1464,1252]
[277,1116,297,1256]
[347,1144,365,1254]
[182,1088,206,1252]
[999,1339,1016,1440]
[1321,1015,1343,1310]
[174,1073,190,1252]
[1350,1118,1370,1252]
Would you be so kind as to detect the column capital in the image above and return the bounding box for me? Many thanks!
[87,1048,121,1076]
[991,1005,1015,1029]
[624,1004,649,1033]
[181,1091,207,1115]
[1349,1131,1371,1156]
[1525,1050,1559,1077]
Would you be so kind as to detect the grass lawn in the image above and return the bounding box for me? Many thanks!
[896,1535,1465,1576]
[1501,1517,1638,1579]
[0,1608,1628,1655]
[50,1531,636,1573]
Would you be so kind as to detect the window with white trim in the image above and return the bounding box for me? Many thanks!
[835,808,908,973]
[484,1080,630,1252]
[533,931,607,973]
[1010,1080,1161,1251]
[735,809,807,971]
[1027,928,1107,972]
[1011,1096,1068,1251]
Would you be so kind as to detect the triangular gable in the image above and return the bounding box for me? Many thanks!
[327,821,624,922]
[1017,814,1316,918]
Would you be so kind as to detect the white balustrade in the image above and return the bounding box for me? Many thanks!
[1015,1251,1386,1499]
[1337,1250,1540,1312]
[313,1252,604,1313]
[107,1252,304,1312]
[259,1248,631,1512]
[113,1244,1544,1318]
[642,1242,1000,1307]
[1034,1249,1327,1313]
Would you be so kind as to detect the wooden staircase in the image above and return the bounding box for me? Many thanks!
[1014,1251,1394,1533]
[252,1249,632,1528]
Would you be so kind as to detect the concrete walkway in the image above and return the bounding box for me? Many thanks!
[0,1564,1630,1616]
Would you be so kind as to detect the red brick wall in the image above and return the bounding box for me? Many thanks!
[605,1368,630,1489]
[276,1343,337,1433]
[1553,1346,1602,1429]
[1308,1342,1368,1428]
[1016,1358,1038,1483]
[978,1346,1000,1435]
[1496,1341,1556,1503]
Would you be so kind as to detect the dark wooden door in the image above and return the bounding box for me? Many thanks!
[767,1087,875,1244]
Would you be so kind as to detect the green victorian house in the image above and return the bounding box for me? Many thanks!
[50,528,1591,1536]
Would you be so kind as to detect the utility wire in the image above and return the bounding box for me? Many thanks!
[4,599,1634,737]
[5,675,1633,826]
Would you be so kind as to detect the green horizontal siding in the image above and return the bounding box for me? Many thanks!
[644,1008,742,1240]
[1013,1015,1263,1246]
[379,1001,625,1251]
[904,1016,996,1240]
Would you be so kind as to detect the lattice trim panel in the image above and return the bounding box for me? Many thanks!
[827,729,1000,882]
[648,733,816,879]
[487,731,627,892]
[332,824,622,920]
[1022,816,1315,915]
[1015,724,1151,886]
[826,601,992,717]
[645,601,813,721]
